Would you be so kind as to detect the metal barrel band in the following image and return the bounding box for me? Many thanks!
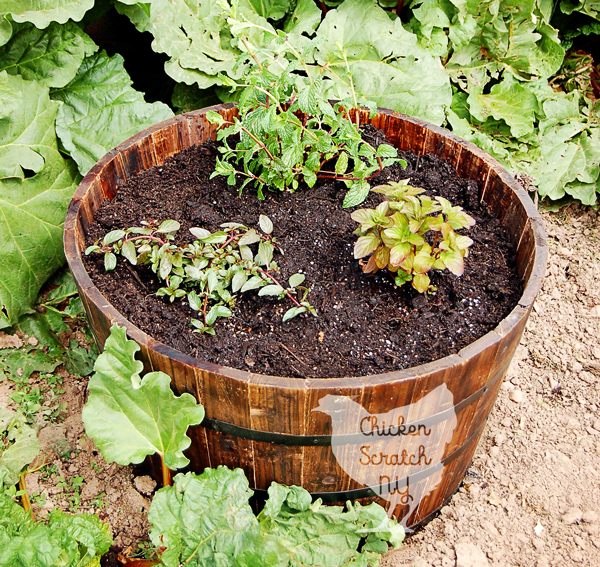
[252,417,486,502]
[201,357,509,447]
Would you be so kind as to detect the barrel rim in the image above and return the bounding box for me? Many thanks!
[63,103,548,389]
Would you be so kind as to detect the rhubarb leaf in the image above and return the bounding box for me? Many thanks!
[149,468,258,567]
[0,21,97,88]
[0,406,40,486]
[0,71,80,327]
[0,0,95,28]
[82,325,205,470]
[51,50,173,175]
[315,0,451,125]
[0,493,112,567]
[149,468,404,567]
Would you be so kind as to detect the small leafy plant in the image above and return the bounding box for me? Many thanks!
[352,181,476,293]
[207,28,403,207]
[85,216,316,334]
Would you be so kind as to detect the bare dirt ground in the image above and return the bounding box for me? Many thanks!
[383,204,600,567]
[1,203,599,566]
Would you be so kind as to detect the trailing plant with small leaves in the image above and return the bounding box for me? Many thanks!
[352,181,476,293]
[85,216,315,334]
[207,27,402,207]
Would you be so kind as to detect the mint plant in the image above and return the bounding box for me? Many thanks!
[352,181,476,293]
[207,29,403,207]
[85,216,316,334]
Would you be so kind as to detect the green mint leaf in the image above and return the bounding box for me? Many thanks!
[231,270,248,293]
[206,270,219,293]
[376,143,398,158]
[121,240,137,265]
[157,220,181,234]
[187,291,202,311]
[205,109,226,126]
[159,254,172,280]
[238,229,261,245]
[189,227,211,240]
[258,242,274,266]
[240,275,264,292]
[335,152,349,176]
[103,230,126,245]
[282,306,306,322]
[104,252,117,271]
[343,181,371,208]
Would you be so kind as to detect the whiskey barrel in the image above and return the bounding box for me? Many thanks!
[64,105,547,528]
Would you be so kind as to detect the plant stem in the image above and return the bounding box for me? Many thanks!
[258,269,302,307]
[19,472,34,521]
[122,234,168,247]
[160,456,172,487]
[240,37,263,71]
[240,125,277,161]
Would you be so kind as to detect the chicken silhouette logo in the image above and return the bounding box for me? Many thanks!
[313,384,457,529]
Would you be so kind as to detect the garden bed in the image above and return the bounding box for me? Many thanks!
[83,128,522,378]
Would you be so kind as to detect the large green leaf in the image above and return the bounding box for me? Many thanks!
[283,0,321,35]
[82,325,205,470]
[0,406,40,486]
[0,493,112,567]
[0,13,11,47]
[51,50,173,175]
[149,468,403,567]
[239,0,292,20]
[0,71,80,327]
[0,0,95,28]
[315,0,451,125]
[0,21,97,88]
[531,127,599,203]
[467,74,539,138]
[253,483,405,566]
[116,0,248,89]
[149,468,259,567]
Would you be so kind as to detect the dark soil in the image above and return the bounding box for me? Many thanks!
[84,127,522,378]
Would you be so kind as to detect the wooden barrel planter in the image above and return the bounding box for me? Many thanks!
[64,104,547,529]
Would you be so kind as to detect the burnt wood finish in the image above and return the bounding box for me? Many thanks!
[64,105,547,528]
